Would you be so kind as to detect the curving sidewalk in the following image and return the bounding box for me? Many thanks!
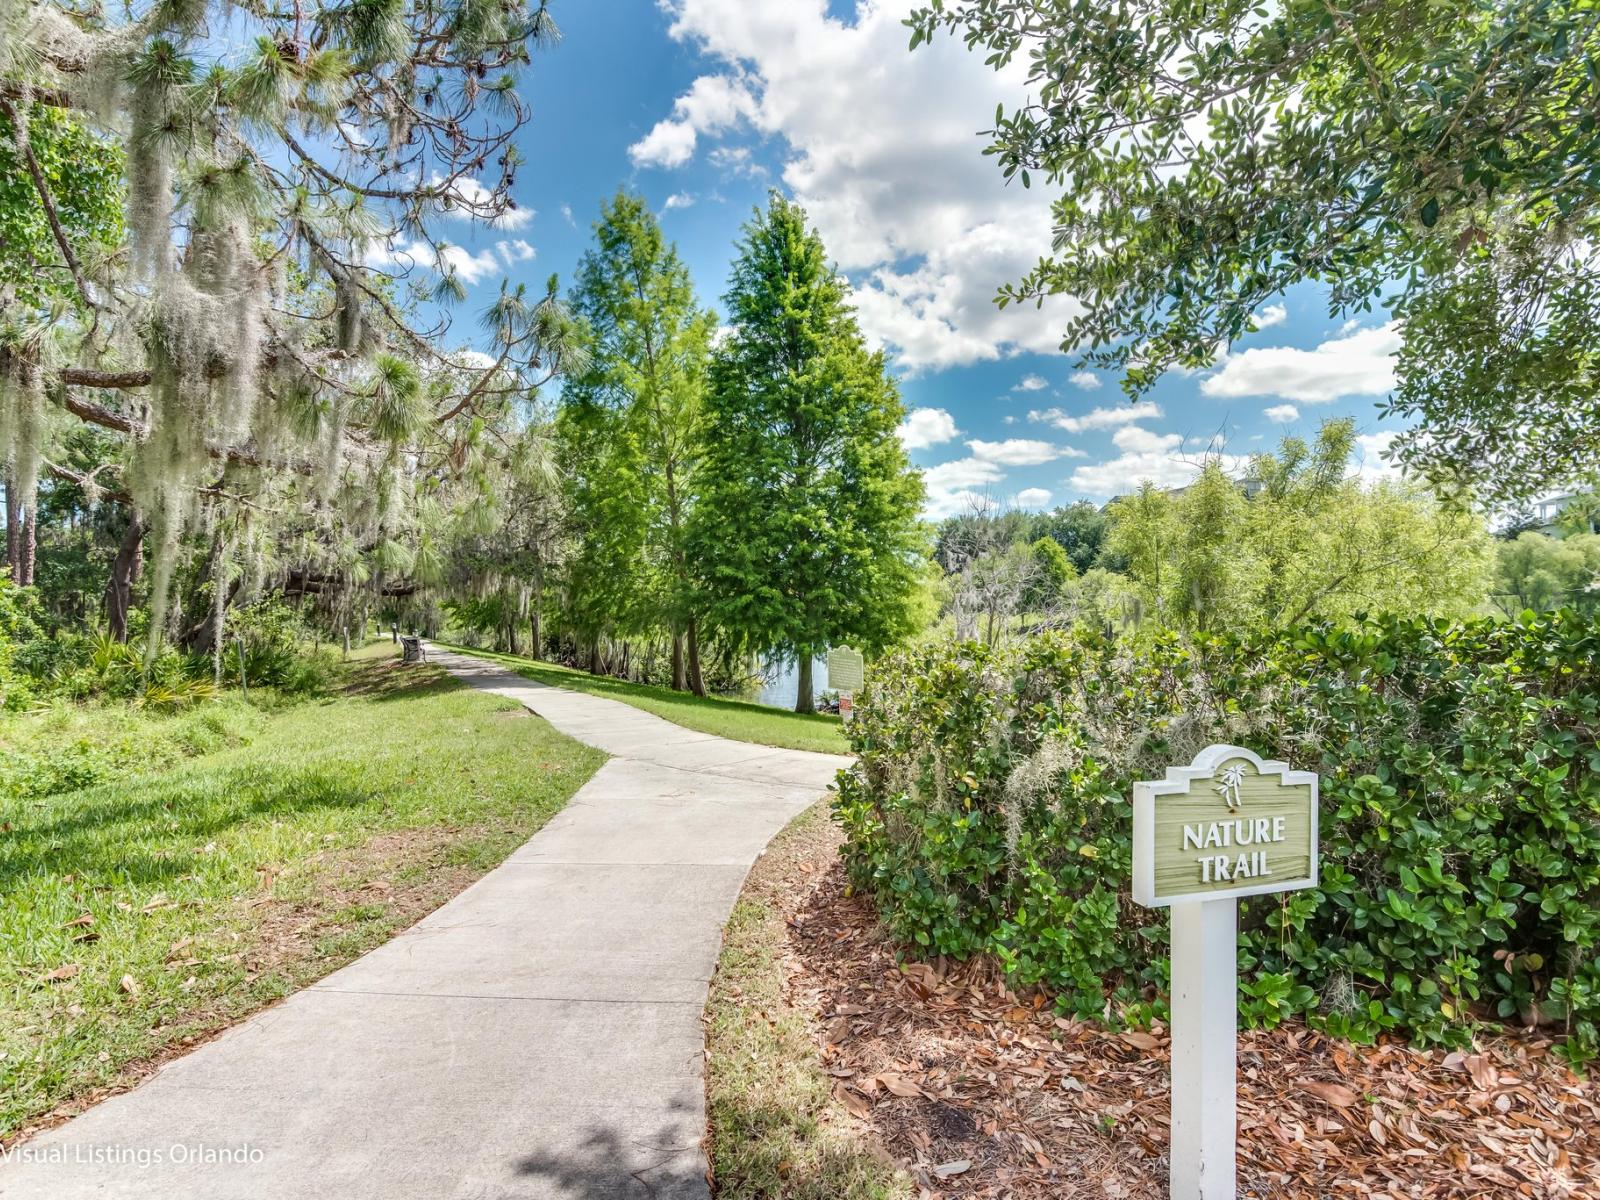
[0,648,850,1200]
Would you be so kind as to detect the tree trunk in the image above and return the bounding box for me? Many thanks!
[3,473,17,581]
[671,631,687,691]
[686,618,707,697]
[795,653,816,714]
[104,513,145,642]
[18,501,35,586]
[210,524,227,689]
[529,606,542,660]
[589,636,602,675]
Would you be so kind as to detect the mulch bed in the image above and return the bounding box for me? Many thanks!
[782,856,1600,1199]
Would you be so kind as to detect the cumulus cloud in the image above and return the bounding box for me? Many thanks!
[496,239,535,264]
[1030,401,1163,434]
[1253,303,1288,329]
[431,174,534,230]
[709,144,766,179]
[923,457,1004,490]
[663,192,696,210]
[1201,321,1401,403]
[1353,430,1404,484]
[898,407,959,450]
[1068,426,1245,500]
[919,455,1008,519]
[1015,487,1052,509]
[629,73,760,168]
[370,239,503,285]
[1264,403,1300,424]
[968,438,1068,466]
[642,1,1075,371]
[1013,374,1048,392]
[1069,371,1101,390]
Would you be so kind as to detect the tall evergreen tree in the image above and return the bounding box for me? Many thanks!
[561,191,716,692]
[690,196,924,713]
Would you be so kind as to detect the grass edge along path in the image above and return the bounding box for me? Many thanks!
[439,642,849,754]
[705,801,914,1200]
[0,647,604,1143]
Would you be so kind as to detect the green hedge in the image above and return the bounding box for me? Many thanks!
[834,610,1600,1064]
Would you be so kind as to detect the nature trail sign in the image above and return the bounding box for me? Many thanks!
[1132,745,1320,1200]
[1134,745,1318,906]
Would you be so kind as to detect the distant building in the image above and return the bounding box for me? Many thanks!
[1534,491,1597,537]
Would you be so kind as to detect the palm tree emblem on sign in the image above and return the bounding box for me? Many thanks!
[1215,763,1247,811]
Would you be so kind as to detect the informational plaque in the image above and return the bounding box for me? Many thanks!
[825,646,865,693]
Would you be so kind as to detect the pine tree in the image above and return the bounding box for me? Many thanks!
[561,191,716,692]
[690,196,924,713]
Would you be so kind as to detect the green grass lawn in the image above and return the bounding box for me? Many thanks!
[440,643,850,754]
[0,646,604,1140]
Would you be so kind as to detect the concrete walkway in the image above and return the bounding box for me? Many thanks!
[0,649,849,1200]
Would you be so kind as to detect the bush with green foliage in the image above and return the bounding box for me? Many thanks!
[835,610,1600,1064]
[0,578,46,710]
[224,599,334,695]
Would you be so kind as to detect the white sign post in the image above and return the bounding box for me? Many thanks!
[1133,745,1319,1200]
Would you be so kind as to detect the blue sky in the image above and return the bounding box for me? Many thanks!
[427,0,1409,517]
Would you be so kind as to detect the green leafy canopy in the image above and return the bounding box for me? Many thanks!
[908,0,1600,502]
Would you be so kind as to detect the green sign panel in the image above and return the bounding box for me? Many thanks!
[826,647,865,693]
[1133,745,1318,907]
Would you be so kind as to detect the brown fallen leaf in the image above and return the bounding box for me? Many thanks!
[875,1072,925,1098]
[119,974,139,996]
[933,1159,971,1179]
[43,964,82,983]
[1304,1081,1360,1108]
[1121,1031,1163,1052]
[62,912,94,929]
[833,1082,872,1120]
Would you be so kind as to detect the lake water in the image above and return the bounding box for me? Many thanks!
[753,655,831,709]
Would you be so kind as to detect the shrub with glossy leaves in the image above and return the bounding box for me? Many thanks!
[834,610,1600,1064]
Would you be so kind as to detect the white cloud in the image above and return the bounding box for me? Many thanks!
[663,192,696,210]
[709,144,766,179]
[1013,373,1048,392]
[1069,371,1101,390]
[967,438,1066,466]
[1030,400,1163,434]
[496,239,535,265]
[452,349,498,369]
[631,120,698,169]
[1353,430,1404,484]
[368,239,502,286]
[898,407,959,450]
[560,203,576,227]
[1253,303,1288,329]
[646,0,1075,371]
[923,457,1004,490]
[1068,426,1245,500]
[920,455,1007,519]
[438,245,502,285]
[1015,487,1052,509]
[629,73,760,168]
[1201,321,1401,403]
[922,488,991,519]
[431,174,533,229]
[1263,403,1300,424]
